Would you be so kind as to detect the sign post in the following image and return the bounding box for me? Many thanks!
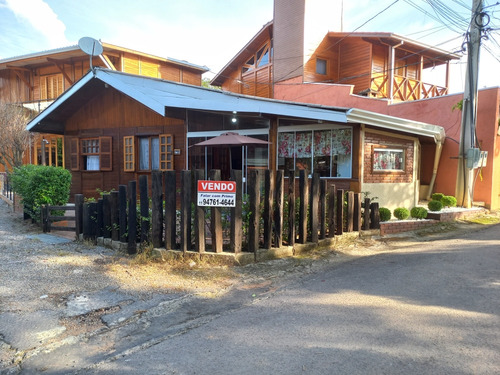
[197,180,236,207]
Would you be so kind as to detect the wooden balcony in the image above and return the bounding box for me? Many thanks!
[371,75,448,101]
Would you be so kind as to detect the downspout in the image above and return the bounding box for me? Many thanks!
[426,140,443,200]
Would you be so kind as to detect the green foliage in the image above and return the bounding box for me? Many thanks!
[431,192,445,201]
[428,200,443,212]
[379,207,391,222]
[393,207,410,220]
[410,206,428,219]
[10,165,71,222]
[452,99,463,111]
[441,195,457,207]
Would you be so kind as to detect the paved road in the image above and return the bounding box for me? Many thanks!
[22,223,498,375]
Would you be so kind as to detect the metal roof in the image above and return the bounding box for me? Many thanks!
[0,42,209,72]
[26,68,445,144]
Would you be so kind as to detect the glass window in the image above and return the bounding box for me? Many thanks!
[316,58,327,75]
[278,128,352,178]
[81,138,100,171]
[373,148,405,171]
[139,137,160,171]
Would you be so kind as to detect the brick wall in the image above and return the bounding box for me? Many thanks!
[380,220,437,235]
[364,132,414,184]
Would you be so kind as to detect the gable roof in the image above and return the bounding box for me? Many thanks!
[0,42,209,73]
[26,68,444,143]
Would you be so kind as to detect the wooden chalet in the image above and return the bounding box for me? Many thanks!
[211,21,459,102]
[25,68,445,210]
[0,42,208,171]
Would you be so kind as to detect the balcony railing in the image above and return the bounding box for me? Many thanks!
[370,75,448,101]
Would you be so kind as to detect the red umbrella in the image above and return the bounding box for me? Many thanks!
[192,132,270,146]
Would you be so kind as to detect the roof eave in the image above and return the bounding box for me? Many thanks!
[346,108,445,144]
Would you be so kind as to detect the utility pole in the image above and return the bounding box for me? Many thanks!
[455,0,484,208]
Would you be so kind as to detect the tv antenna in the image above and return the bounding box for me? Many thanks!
[78,37,103,71]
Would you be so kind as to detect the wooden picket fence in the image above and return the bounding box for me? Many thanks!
[72,169,380,256]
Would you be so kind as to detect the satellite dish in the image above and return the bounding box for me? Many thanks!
[78,37,103,70]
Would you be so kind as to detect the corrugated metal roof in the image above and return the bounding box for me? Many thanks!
[26,68,445,144]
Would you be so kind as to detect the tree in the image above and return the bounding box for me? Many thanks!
[0,102,35,172]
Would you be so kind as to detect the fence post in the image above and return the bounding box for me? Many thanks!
[346,191,354,232]
[151,171,163,249]
[310,173,319,243]
[353,193,362,231]
[127,180,137,254]
[110,191,119,241]
[180,170,191,254]
[89,202,98,242]
[102,194,111,239]
[248,169,261,259]
[209,169,223,253]
[288,171,295,246]
[298,170,308,244]
[336,189,344,236]
[97,198,104,238]
[41,205,48,233]
[82,202,91,241]
[363,198,371,230]
[230,169,242,255]
[139,175,149,244]
[370,202,380,229]
[194,169,205,253]
[274,170,284,248]
[164,171,177,250]
[75,194,84,239]
[118,185,127,243]
[327,183,336,237]
[319,180,327,239]
[263,169,273,249]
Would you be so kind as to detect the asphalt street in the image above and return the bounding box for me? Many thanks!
[72,223,500,374]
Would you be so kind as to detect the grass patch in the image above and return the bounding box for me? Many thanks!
[464,215,500,225]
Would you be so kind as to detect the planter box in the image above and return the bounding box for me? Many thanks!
[426,208,484,221]
[380,220,438,236]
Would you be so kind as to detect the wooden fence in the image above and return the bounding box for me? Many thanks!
[72,170,380,256]
[41,205,76,233]
[0,172,14,202]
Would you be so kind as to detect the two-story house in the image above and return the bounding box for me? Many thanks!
[211,0,500,210]
[0,42,208,171]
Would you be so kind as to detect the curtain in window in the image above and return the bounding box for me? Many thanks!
[151,138,159,170]
[278,132,294,157]
[314,130,331,156]
[139,138,150,170]
[331,129,352,155]
[86,155,100,171]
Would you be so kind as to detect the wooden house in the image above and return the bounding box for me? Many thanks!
[0,42,208,172]
[25,68,445,210]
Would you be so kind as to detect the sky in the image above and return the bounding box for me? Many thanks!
[0,0,499,93]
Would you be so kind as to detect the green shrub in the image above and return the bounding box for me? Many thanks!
[379,207,391,222]
[441,195,457,207]
[393,207,410,220]
[410,206,428,219]
[428,200,443,212]
[431,193,445,201]
[10,165,72,222]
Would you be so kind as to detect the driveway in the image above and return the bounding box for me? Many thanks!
[1,198,499,374]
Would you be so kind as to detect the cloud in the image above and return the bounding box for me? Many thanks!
[4,0,69,48]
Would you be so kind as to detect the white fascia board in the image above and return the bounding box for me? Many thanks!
[97,70,165,115]
[346,108,445,144]
[25,72,95,131]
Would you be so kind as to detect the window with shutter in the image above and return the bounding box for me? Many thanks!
[159,134,174,171]
[123,136,135,172]
[40,74,64,100]
[99,136,112,171]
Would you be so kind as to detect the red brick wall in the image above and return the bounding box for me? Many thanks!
[364,132,414,184]
[380,220,437,235]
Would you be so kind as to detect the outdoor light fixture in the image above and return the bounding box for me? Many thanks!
[231,117,237,124]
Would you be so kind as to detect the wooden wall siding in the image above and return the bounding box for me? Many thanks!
[221,69,242,93]
[338,39,372,95]
[0,70,30,102]
[240,66,272,98]
[363,131,414,184]
[303,35,339,84]
[370,44,388,98]
[64,88,187,198]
